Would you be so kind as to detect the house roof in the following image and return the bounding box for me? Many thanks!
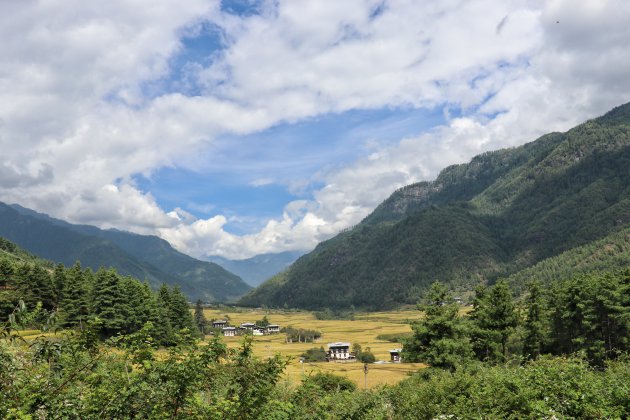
[222,327,236,330]
[389,349,402,353]
[327,342,351,348]
[267,324,279,328]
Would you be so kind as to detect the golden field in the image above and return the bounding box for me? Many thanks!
[202,307,428,389]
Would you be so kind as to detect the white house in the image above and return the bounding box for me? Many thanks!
[253,327,265,336]
[266,324,280,334]
[212,319,228,328]
[389,349,402,362]
[222,327,237,337]
[327,342,354,361]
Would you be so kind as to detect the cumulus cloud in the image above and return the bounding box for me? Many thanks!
[1,0,630,259]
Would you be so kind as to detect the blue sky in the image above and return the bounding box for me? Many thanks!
[2,0,628,259]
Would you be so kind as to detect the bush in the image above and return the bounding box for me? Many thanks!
[301,347,327,362]
[306,372,357,392]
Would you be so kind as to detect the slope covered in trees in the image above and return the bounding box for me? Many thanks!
[241,103,630,309]
[0,203,250,302]
[0,237,196,343]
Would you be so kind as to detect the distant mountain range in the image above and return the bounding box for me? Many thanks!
[240,102,630,310]
[0,203,251,302]
[207,251,303,287]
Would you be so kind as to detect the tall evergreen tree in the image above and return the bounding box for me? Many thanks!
[169,286,195,332]
[52,263,66,306]
[92,268,129,337]
[193,299,208,335]
[523,280,547,360]
[402,282,472,371]
[60,262,90,328]
[469,280,519,362]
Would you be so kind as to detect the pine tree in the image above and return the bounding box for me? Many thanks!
[60,262,90,328]
[52,263,66,306]
[523,280,547,360]
[193,299,208,336]
[402,282,472,371]
[169,286,195,332]
[469,280,519,362]
[92,268,129,337]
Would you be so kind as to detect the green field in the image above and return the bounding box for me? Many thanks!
[203,307,427,388]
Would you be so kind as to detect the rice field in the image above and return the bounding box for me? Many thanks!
[202,307,428,389]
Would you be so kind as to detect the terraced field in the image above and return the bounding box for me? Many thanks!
[202,307,427,388]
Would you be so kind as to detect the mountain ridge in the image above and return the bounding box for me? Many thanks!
[0,203,251,302]
[240,102,630,310]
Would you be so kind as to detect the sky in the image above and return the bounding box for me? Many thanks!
[1,0,630,260]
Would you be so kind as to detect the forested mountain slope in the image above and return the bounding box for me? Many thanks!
[240,103,630,309]
[0,203,250,302]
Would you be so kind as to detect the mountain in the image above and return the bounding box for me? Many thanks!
[0,203,251,302]
[240,102,630,310]
[206,251,303,287]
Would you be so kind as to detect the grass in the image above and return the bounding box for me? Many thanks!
[203,307,427,388]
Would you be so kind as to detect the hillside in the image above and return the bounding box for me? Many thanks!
[240,103,630,309]
[0,203,250,302]
[207,251,303,287]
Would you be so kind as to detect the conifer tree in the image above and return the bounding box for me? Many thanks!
[92,268,129,337]
[169,286,195,332]
[402,282,472,370]
[193,299,208,335]
[60,262,90,327]
[52,263,66,306]
[523,280,547,360]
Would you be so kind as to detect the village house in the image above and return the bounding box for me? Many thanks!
[240,322,256,330]
[212,319,227,328]
[222,326,236,337]
[266,324,280,334]
[327,342,355,361]
[253,327,265,336]
[389,349,402,362]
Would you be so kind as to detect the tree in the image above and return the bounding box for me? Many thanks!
[523,280,548,360]
[60,262,90,328]
[91,268,129,337]
[469,280,519,362]
[193,299,207,335]
[402,282,472,371]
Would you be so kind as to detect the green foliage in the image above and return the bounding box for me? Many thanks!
[300,346,327,362]
[282,326,322,343]
[468,280,519,362]
[403,282,473,370]
[305,372,357,392]
[375,332,412,342]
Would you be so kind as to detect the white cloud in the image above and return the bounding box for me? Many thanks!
[1,0,630,259]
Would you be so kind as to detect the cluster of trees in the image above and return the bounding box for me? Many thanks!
[282,326,322,343]
[0,257,196,344]
[403,269,630,369]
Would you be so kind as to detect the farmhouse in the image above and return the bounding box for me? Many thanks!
[222,326,237,337]
[390,349,402,362]
[327,342,355,361]
[266,324,280,334]
[240,322,256,330]
[212,320,228,328]
[253,327,265,336]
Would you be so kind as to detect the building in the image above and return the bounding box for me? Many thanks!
[389,349,402,362]
[212,319,228,328]
[327,342,354,361]
[266,324,280,334]
[253,327,265,336]
[222,327,237,337]
[240,322,256,330]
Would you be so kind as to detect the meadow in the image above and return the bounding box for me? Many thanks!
[202,307,427,389]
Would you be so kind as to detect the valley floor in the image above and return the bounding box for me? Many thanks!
[202,307,428,388]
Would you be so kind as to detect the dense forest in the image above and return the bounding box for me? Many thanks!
[0,237,196,344]
[241,103,630,310]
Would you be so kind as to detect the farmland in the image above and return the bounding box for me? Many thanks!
[202,307,428,388]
